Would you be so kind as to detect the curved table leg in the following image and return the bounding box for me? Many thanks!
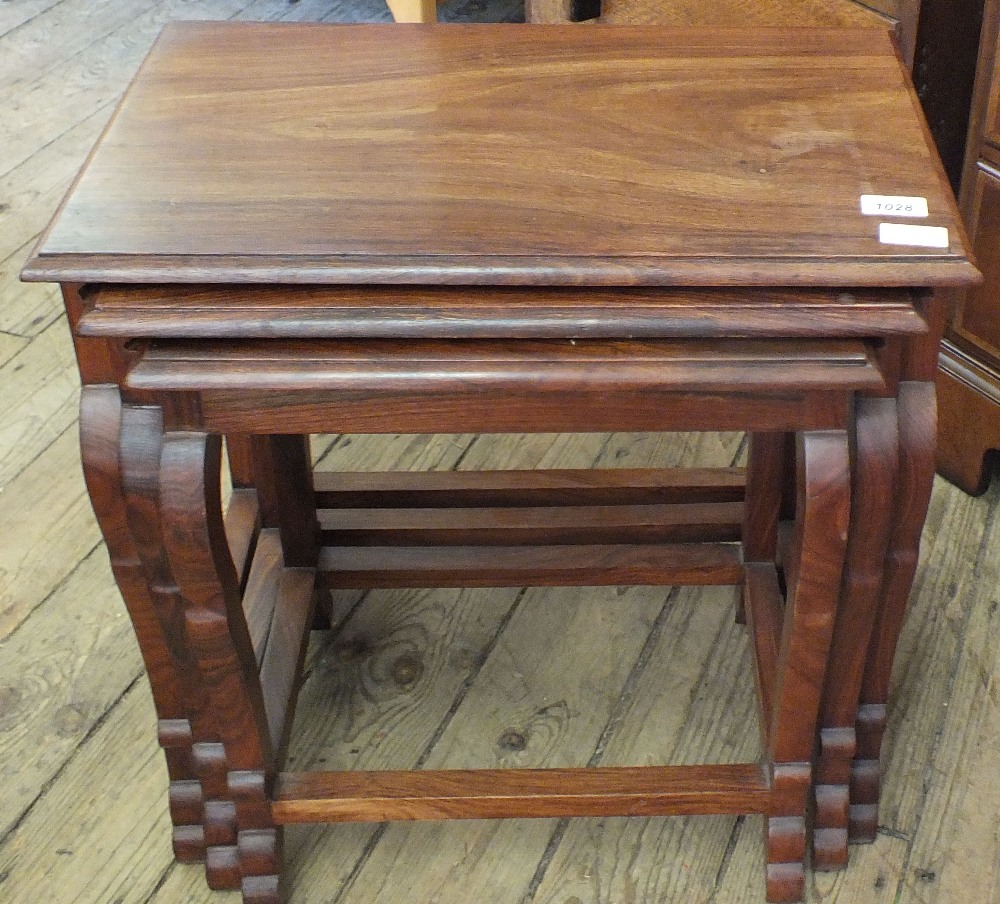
[813,396,898,867]
[765,430,851,902]
[850,380,937,842]
[80,387,206,863]
[159,431,283,903]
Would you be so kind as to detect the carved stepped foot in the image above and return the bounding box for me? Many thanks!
[813,726,855,868]
[849,703,885,842]
[160,432,285,900]
[766,815,806,903]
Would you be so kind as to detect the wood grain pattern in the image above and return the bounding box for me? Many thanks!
[0,425,104,641]
[526,585,758,904]
[318,541,744,588]
[82,390,211,863]
[272,764,785,822]
[249,434,319,568]
[0,678,175,904]
[813,395,898,867]
[597,0,890,30]
[314,466,746,508]
[307,577,697,902]
[80,285,928,339]
[768,430,850,766]
[158,431,279,894]
[744,562,784,734]
[21,24,975,288]
[224,487,260,593]
[590,0,923,74]
[0,546,145,841]
[0,318,79,487]
[318,500,743,546]
[242,528,282,664]
[853,381,937,840]
[936,340,1000,494]
[938,159,1000,492]
[127,339,886,392]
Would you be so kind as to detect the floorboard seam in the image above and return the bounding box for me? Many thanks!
[0,672,144,851]
[0,97,117,184]
[329,822,390,904]
[522,434,749,900]
[140,859,177,904]
[0,0,70,42]
[519,582,685,901]
[0,538,104,644]
[892,476,1000,897]
[522,818,571,902]
[448,433,480,471]
[707,813,745,900]
[326,585,529,902]
[413,586,529,770]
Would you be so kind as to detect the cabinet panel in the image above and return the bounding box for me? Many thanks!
[977,0,1000,147]
[937,0,1000,494]
[987,70,1000,148]
[953,165,1000,356]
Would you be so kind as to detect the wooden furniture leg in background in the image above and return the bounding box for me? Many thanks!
[746,430,851,902]
[249,435,331,632]
[526,0,573,21]
[850,293,947,841]
[223,434,263,595]
[739,432,787,625]
[79,388,207,863]
[226,434,256,489]
[813,396,899,866]
[159,431,284,903]
[851,380,937,841]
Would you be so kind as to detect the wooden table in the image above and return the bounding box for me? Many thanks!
[22,23,977,904]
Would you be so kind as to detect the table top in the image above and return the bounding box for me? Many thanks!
[23,22,977,288]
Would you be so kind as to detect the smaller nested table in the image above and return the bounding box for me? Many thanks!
[22,23,977,904]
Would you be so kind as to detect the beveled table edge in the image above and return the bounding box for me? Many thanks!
[19,253,982,287]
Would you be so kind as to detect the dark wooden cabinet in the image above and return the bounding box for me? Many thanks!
[912,0,985,190]
[936,0,1000,494]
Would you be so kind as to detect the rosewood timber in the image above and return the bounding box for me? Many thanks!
[313,467,746,509]
[317,542,744,588]
[79,285,929,339]
[22,25,975,288]
[317,501,744,546]
[271,764,788,823]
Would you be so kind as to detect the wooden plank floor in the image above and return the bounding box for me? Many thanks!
[1,2,998,902]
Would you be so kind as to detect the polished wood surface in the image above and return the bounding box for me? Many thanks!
[272,763,784,822]
[80,285,929,339]
[22,24,974,287]
[124,337,871,436]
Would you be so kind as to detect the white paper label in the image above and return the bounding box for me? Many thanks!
[860,195,929,217]
[878,222,949,248]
